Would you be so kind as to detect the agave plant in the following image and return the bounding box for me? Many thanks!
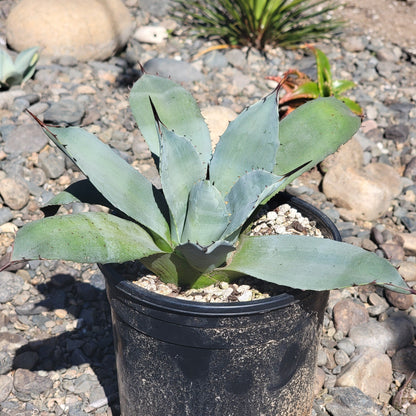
[6,72,409,294]
[267,46,363,117]
[0,46,39,90]
[172,0,343,50]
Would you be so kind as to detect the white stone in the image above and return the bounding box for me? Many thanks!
[266,211,278,221]
[0,223,18,233]
[6,0,134,61]
[237,291,252,302]
[134,26,168,44]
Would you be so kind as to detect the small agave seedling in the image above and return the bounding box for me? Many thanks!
[0,47,39,90]
[5,72,409,293]
[267,46,363,118]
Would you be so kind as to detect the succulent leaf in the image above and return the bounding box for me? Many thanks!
[338,96,363,116]
[209,89,280,196]
[221,170,286,241]
[14,47,39,84]
[283,81,319,100]
[155,105,206,243]
[4,72,23,87]
[129,73,212,167]
[274,97,361,186]
[0,47,39,88]
[11,212,164,264]
[332,79,356,95]
[181,180,230,246]
[140,251,210,288]
[0,49,15,83]
[313,41,332,97]
[217,234,410,292]
[176,240,235,273]
[41,124,171,246]
[8,72,404,294]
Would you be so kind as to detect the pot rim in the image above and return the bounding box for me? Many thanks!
[102,262,305,316]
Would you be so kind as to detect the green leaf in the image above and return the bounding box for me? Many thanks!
[313,48,333,96]
[287,81,320,99]
[274,97,361,186]
[176,240,235,272]
[338,96,363,116]
[129,73,212,167]
[140,251,210,288]
[221,170,286,241]
[314,47,332,96]
[4,71,23,87]
[173,0,342,50]
[157,111,206,243]
[217,235,410,292]
[181,180,230,246]
[0,49,15,83]
[12,212,164,264]
[14,46,39,84]
[40,125,171,246]
[210,89,280,195]
[332,79,356,95]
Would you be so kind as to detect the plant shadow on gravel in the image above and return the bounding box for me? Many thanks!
[11,272,121,415]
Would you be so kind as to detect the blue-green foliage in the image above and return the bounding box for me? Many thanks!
[10,74,409,293]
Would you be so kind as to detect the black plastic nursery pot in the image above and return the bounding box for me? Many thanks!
[100,193,341,416]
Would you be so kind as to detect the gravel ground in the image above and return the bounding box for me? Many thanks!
[0,0,416,415]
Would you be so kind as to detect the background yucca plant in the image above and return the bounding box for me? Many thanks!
[4,72,410,295]
[172,0,343,50]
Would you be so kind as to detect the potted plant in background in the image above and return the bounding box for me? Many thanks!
[0,46,39,90]
[2,72,409,415]
[266,45,363,118]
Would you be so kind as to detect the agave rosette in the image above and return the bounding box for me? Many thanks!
[10,73,409,293]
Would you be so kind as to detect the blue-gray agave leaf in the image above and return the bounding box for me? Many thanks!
[176,240,235,273]
[181,180,230,246]
[209,89,280,196]
[12,212,164,264]
[154,100,206,243]
[217,235,409,292]
[221,170,286,241]
[274,97,361,187]
[130,73,212,168]
[31,116,171,247]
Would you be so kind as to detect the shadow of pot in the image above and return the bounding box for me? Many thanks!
[100,192,341,415]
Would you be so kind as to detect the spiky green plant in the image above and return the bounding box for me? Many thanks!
[0,47,39,90]
[172,0,343,50]
[267,46,363,117]
[6,73,409,294]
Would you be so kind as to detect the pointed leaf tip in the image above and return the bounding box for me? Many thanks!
[138,62,145,73]
[148,96,160,123]
[274,71,290,97]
